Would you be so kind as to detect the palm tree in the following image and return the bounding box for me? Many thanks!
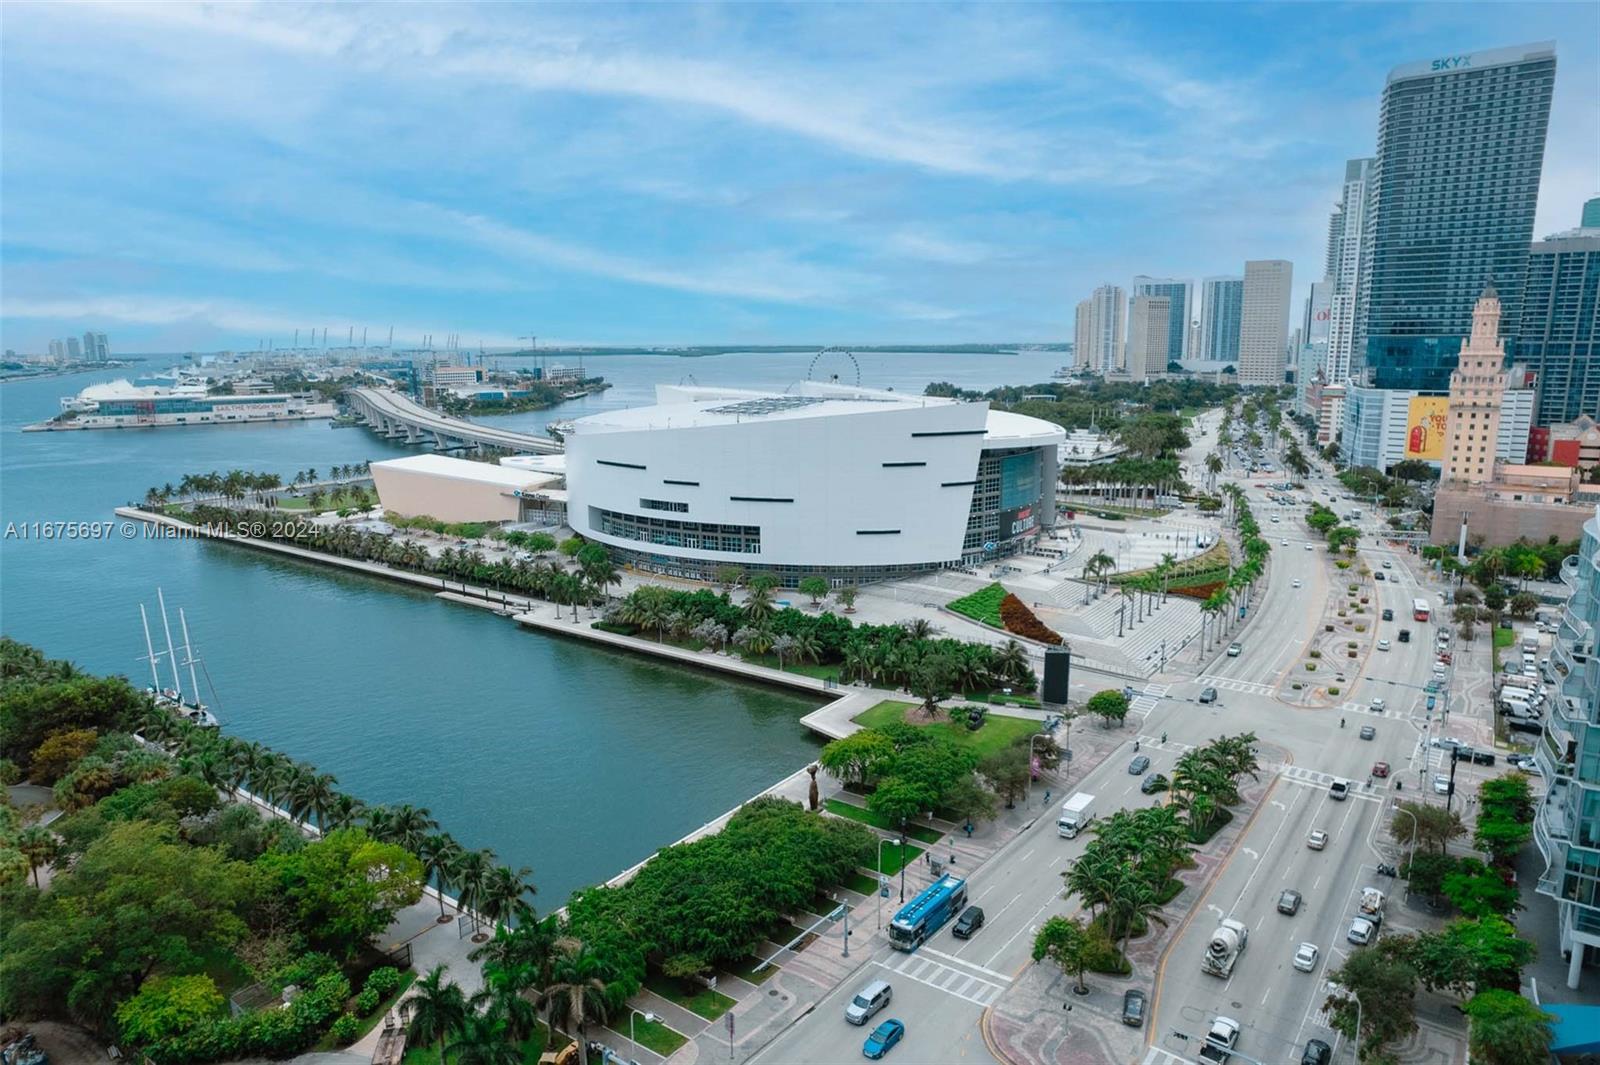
[743,578,777,624]
[287,771,340,829]
[378,804,439,852]
[18,826,61,888]
[445,1013,522,1065]
[419,833,466,921]
[323,793,367,832]
[405,965,469,1063]
[540,943,614,1065]
[1204,453,1223,493]
[452,848,497,933]
[900,618,936,640]
[771,634,798,671]
[480,864,537,932]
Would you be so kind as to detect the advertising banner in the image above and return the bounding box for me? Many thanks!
[1405,397,1449,460]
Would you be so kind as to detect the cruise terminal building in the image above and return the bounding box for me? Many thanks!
[562,383,1066,585]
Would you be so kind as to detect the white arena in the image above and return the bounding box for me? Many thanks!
[562,383,1065,584]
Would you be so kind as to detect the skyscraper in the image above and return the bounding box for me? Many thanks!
[1199,277,1243,362]
[1075,284,1125,372]
[1238,260,1293,387]
[1583,197,1600,228]
[1125,296,1171,382]
[1518,228,1600,426]
[1441,284,1510,486]
[1358,42,1557,392]
[1130,277,1192,363]
[66,336,82,360]
[1326,158,1373,387]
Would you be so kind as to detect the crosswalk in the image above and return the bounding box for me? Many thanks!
[1130,682,1169,717]
[1273,762,1386,802]
[874,946,1010,1007]
[1198,674,1275,697]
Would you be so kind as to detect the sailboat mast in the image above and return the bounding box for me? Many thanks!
[157,588,184,697]
[140,604,163,690]
[179,608,203,705]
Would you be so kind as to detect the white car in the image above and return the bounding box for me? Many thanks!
[1293,942,1320,973]
[1292,579,1302,588]
[1305,543,1314,551]
[1347,917,1377,946]
[1433,774,1451,795]
[1281,538,1289,546]
[1370,697,1386,711]
[1377,639,1391,651]
[1382,560,1393,569]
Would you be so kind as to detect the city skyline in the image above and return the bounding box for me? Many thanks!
[1,3,1595,352]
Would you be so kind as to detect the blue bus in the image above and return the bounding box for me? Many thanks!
[889,875,968,951]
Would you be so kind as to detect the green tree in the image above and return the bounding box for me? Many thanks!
[540,943,614,1065]
[978,747,1030,809]
[1031,915,1095,993]
[0,820,251,1029]
[910,654,958,718]
[17,825,62,888]
[867,777,936,826]
[29,727,100,784]
[1085,689,1130,729]
[1441,859,1521,918]
[797,576,829,606]
[1325,946,1419,1060]
[939,774,1000,825]
[260,828,425,960]
[1407,917,1535,997]
[1463,989,1555,1065]
[817,730,896,790]
[114,974,225,1046]
[1392,801,1465,855]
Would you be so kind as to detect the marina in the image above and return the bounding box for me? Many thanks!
[25,378,335,431]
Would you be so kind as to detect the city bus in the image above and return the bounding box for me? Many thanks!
[1413,598,1431,622]
[888,875,968,951]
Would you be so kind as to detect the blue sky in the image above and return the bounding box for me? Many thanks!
[2,2,1595,352]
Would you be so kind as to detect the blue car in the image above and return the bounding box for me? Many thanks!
[863,1019,905,1059]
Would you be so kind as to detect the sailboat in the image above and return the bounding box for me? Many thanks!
[138,590,220,728]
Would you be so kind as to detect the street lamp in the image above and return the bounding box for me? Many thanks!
[876,836,903,929]
[1391,803,1420,895]
[629,1009,659,1064]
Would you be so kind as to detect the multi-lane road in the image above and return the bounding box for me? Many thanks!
[756,447,1484,1065]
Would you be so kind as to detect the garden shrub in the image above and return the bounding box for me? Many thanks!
[998,594,1062,645]
[330,1014,362,1046]
[946,583,1007,627]
[363,967,402,998]
[353,987,379,1015]
[1329,687,1340,695]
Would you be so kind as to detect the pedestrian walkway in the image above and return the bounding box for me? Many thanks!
[873,948,1009,1008]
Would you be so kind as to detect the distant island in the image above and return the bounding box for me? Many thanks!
[490,343,1069,358]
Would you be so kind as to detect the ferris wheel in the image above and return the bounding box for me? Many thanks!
[805,347,861,387]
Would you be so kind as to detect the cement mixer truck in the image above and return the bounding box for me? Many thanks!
[1201,918,1249,977]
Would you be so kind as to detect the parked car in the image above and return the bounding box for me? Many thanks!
[1348,917,1377,945]
[1199,687,1218,704]
[1227,642,1243,657]
[862,1019,905,1060]
[1302,1038,1333,1065]
[952,905,985,939]
[1121,989,1147,1028]
[1293,943,1321,974]
[1359,725,1376,740]
[1307,829,1329,850]
[1278,889,1303,915]
[1372,761,1390,778]
[1431,737,1465,750]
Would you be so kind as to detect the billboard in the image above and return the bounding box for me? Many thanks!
[1404,397,1449,460]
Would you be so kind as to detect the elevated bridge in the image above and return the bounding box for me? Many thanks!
[342,387,563,454]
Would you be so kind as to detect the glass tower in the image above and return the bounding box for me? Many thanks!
[1131,277,1193,364]
[1357,42,1557,393]
[1519,229,1600,427]
[1537,510,1600,990]
[1200,277,1243,362]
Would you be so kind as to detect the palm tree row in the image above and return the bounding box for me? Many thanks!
[139,703,535,934]
[1061,803,1190,955]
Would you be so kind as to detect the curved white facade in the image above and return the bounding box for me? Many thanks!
[565,383,1064,580]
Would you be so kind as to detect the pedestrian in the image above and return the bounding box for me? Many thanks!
[964,821,973,838]
[1160,731,1167,744]
[1044,789,1051,805]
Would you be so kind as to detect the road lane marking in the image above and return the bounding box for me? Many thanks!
[875,955,1005,1008]
[918,947,1013,983]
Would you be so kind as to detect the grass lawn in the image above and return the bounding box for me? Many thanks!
[400,1022,567,1065]
[629,1015,687,1057]
[850,699,1041,760]
[643,973,735,1022]
[1493,626,1515,669]
[822,798,943,843]
[738,652,841,681]
[277,490,367,513]
[726,956,778,984]
[947,582,1007,627]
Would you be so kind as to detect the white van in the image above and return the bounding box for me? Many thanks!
[845,980,893,1025]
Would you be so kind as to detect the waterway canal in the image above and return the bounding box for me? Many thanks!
[0,349,1062,901]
